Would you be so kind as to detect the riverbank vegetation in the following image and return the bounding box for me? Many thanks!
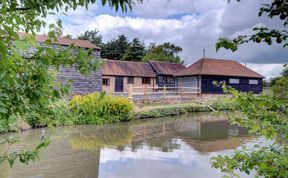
[2,91,224,131]
[135,102,210,119]
[70,93,134,124]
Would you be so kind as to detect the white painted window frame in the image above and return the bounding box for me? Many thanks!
[249,79,258,85]
[229,78,240,84]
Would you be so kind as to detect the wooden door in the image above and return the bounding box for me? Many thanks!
[115,76,124,92]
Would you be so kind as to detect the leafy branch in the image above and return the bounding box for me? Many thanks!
[216,0,288,51]
[211,144,288,178]
[0,137,50,168]
[211,81,288,178]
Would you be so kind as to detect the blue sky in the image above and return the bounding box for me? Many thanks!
[45,0,288,78]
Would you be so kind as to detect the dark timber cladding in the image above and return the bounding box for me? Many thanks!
[175,58,264,94]
[201,75,263,94]
[148,61,185,88]
[19,32,102,95]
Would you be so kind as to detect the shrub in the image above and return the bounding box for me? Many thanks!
[272,77,288,100]
[69,92,134,124]
[210,96,238,111]
[46,101,79,127]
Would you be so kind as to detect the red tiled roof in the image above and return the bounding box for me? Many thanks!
[149,61,186,75]
[175,58,264,78]
[18,32,100,50]
[102,60,156,77]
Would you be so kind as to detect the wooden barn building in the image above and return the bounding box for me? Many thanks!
[175,58,264,94]
[148,61,185,88]
[19,32,102,95]
[101,60,156,93]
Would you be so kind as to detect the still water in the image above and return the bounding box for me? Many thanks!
[0,113,262,178]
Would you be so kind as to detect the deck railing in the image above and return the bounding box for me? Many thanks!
[126,84,201,99]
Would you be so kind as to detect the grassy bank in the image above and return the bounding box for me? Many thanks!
[134,103,211,119]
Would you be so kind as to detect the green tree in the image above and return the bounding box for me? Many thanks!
[270,76,282,86]
[0,0,137,131]
[272,76,288,99]
[101,34,130,60]
[63,34,73,39]
[121,38,146,61]
[269,64,287,87]
[281,64,288,77]
[0,0,140,167]
[262,79,270,87]
[143,42,183,63]
[216,0,287,52]
[78,29,102,46]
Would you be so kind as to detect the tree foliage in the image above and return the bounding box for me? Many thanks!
[101,34,130,60]
[78,29,102,46]
[0,0,140,168]
[121,38,146,61]
[78,29,184,63]
[211,82,288,178]
[0,0,137,131]
[272,76,288,100]
[281,64,288,77]
[213,1,288,172]
[0,137,50,168]
[212,144,288,178]
[216,0,287,52]
[143,42,183,63]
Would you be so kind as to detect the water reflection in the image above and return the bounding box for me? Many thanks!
[0,113,255,178]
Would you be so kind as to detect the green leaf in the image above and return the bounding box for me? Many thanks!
[0,41,8,60]
[35,140,51,150]
[14,40,29,50]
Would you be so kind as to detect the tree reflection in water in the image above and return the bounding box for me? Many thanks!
[1,113,254,178]
[69,113,250,153]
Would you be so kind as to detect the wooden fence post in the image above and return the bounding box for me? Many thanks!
[144,86,147,99]
[128,84,133,99]
[181,88,184,98]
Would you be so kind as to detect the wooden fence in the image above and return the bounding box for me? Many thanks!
[126,85,201,99]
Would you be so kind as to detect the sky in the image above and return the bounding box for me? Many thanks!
[44,0,288,79]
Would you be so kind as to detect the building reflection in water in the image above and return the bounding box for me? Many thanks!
[1,113,253,178]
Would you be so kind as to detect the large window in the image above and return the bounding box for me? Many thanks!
[229,78,239,84]
[102,78,110,86]
[142,77,151,84]
[157,76,175,83]
[158,76,165,83]
[249,79,258,85]
[167,77,175,83]
[127,77,134,84]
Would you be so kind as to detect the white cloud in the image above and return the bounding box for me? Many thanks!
[42,0,288,78]
[246,63,284,79]
[132,0,226,18]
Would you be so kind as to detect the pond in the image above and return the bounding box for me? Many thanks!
[0,113,264,178]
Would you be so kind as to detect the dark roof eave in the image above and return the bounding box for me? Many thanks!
[175,73,264,78]
[102,74,156,78]
[199,73,264,78]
